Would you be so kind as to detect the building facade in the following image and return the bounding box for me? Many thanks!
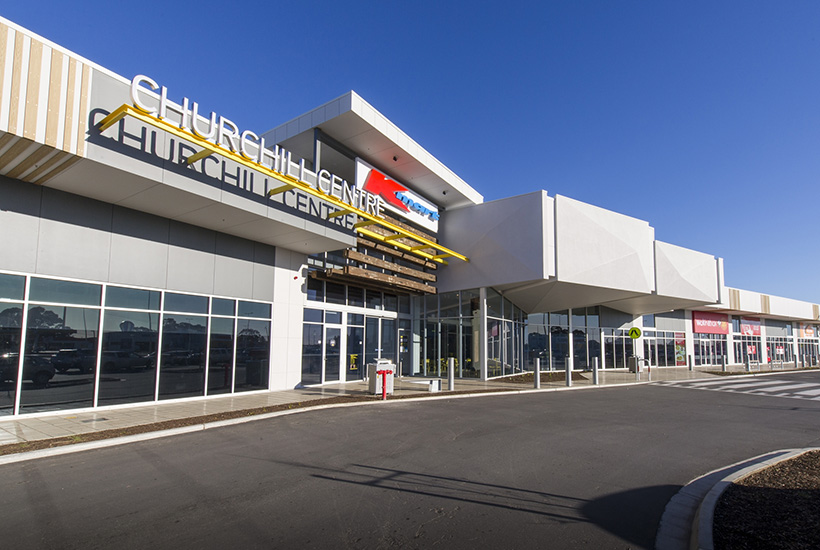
[0,17,817,416]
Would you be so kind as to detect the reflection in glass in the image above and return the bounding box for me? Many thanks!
[324,327,340,382]
[98,310,159,405]
[0,274,25,300]
[20,304,99,412]
[212,298,235,316]
[365,317,380,368]
[164,293,208,314]
[347,326,364,379]
[158,314,207,399]
[235,319,269,391]
[0,303,23,414]
[301,324,322,385]
[29,278,101,306]
[326,282,345,305]
[105,286,160,310]
[381,319,397,365]
[238,301,271,319]
[208,317,234,395]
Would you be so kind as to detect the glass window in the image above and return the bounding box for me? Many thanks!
[366,290,382,310]
[550,311,568,327]
[0,273,25,301]
[303,309,323,323]
[326,282,346,305]
[326,311,342,324]
[20,305,99,412]
[642,314,655,328]
[212,298,235,316]
[106,286,161,310]
[487,289,502,318]
[439,292,460,318]
[164,293,208,314]
[424,294,438,318]
[348,313,364,326]
[0,302,23,414]
[347,286,364,307]
[238,301,271,319]
[307,278,323,302]
[461,289,480,318]
[398,295,410,315]
[384,294,398,313]
[572,310,586,328]
[29,277,101,306]
[208,317,234,395]
[235,319,270,392]
[301,324,322,385]
[158,314,207,399]
[97,310,159,405]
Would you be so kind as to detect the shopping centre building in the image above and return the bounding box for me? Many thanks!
[0,16,818,416]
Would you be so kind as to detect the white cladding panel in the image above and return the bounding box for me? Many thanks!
[768,295,816,319]
[437,191,552,293]
[654,241,719,302]
[555,195,655,293]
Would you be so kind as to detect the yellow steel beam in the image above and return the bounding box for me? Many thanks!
[327,208,353,219]
[382,234,404,241]
[353,220,374,229]
[96,104,467,263]
[267,183,296,196]
[186,148,212,165]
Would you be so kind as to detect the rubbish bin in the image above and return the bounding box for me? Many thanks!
[367,359,395,395]
[628,356,642,373]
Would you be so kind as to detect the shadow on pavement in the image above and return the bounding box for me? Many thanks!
[580,484,682,548]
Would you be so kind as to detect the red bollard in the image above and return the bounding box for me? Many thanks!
[376,369,389,400]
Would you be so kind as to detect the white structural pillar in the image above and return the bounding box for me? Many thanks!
[479,287,488,380]
[568,308,574,372]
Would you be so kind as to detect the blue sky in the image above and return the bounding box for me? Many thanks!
[4,2,820,302]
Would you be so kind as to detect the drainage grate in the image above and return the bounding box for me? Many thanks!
[80,417,109,423]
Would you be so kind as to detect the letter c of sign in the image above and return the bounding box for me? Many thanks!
[131,75,159,115]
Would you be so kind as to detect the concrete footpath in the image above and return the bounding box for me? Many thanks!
[0,366,725,448]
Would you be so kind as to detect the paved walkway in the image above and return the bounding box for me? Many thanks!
[0,365,805,447]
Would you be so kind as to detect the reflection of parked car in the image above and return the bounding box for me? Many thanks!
[208,348,232,365]
[52,349,96,373]
[0,353,56,386]
[100,351,152,372]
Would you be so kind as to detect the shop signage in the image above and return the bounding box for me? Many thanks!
[129,75,384,217]
[740,317,761,336]
[747,345,757,355]
[354,158,440,232]
[799,323,816,338]
[692,311,729,334]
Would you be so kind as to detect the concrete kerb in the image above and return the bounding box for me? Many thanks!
[654,448,818,550]
[0,380,647,465]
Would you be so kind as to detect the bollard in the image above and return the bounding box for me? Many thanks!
[647,359,651,382]
[688,355,693,372]
[448,357,455,391]
[722,355,727,373]
[635,359,640,382]
[534,358,541,389]
[745,356,751,372]
[376,369,389,400]
[593,357,599,385]
[565,358,572,387]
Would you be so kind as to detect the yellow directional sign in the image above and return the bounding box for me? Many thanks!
[628,327,642,339]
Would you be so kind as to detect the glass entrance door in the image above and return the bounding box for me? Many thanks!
[324,326,342,382]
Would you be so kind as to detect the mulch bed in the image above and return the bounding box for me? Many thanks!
[713,450,820,550]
